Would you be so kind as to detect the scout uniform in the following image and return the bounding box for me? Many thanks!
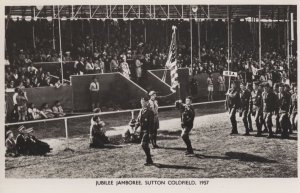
[278,88,291,138]
[273,83,281,134]
[175,98,195,154]
[251,83,264,136]
[240,83,252,135]
[289,90,297,131]
[226,82,241,134]
[262,83,277,138]
[148,91,159,148]
[135,97,154,165]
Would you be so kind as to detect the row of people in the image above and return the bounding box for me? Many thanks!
[9,88,65,122]
[226,80,297,138]
[5,125,52,157]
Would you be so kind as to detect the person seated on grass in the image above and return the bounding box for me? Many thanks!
[89,110,109,148]
[41,103,55,119]
[27,103,47,120]
[5,130,19,157]
[16,125,52,156]
[123,118,141,143]
[52,101,66,117]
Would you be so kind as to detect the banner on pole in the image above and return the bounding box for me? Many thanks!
[165,26,178,93]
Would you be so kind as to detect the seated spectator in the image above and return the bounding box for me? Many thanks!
[52,101,66,117]
[54,79,62,88]
[16,125,52,156]
[41,103,55,119]
[5,130,18,157]
[27,103,47,120]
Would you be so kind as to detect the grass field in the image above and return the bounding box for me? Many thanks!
[5,102,298,178]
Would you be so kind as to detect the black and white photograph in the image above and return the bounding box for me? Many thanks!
[1,1,299,192]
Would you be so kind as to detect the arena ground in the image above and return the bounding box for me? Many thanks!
[5,103,297,178]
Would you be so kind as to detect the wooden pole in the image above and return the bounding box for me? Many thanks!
[287,6,290,80]
[198,18,201,62]
[259,5,262,68]
[227,6,231,87]
[58,5,64,84]
[190,18,193,69]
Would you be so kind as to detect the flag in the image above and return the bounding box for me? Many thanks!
[165,26,178,93]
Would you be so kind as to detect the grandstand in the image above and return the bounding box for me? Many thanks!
[4,4,298,179]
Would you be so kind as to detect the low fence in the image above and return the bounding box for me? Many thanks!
[5,100,226,148]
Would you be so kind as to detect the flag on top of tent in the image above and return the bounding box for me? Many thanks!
[165,26,178,93]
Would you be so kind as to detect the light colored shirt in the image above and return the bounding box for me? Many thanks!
[89,81,99,92]
[149,99,159,116]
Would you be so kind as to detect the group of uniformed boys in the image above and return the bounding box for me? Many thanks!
[134,91,195,166]
[226,80,297,139]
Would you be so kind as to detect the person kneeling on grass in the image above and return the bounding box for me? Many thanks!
[89,110,110,148]
[175,96,195,155]
[123,118,141,143]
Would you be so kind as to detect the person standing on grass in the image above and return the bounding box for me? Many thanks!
[175,96,195,155]
[89,76,100,111]
[279,84,292,138]
[225,80,241,135]
[250,81,264,137]
[273,83,281,134]
[261,82,277,138]
[148,91,160,149]
[135,96,154,166]
[239,82,252,135]
[289,85,297,132]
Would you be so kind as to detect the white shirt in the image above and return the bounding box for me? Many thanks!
[89,82,99,92]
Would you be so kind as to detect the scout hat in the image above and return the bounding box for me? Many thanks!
[18,125,33,134]
[6,130,13,138]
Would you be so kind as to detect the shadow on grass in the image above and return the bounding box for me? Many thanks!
[162,147,203,152]
[229,133,298,141]
[158,130,182,136]
[194,151,277,163]
[157,136,179,140]
[91,145,123,149]
[153,163,200,170]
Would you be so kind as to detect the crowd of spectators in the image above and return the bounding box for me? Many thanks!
[5,19,297,90]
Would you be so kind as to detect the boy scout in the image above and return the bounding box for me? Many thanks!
[226,81,240,135]
[175,96,195,155]
[240,82,252,135]
[135,96,155,166]
[251,81,264,136]
[148,91,160,148]
[262,83,277,138]
[289,85,297,131]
